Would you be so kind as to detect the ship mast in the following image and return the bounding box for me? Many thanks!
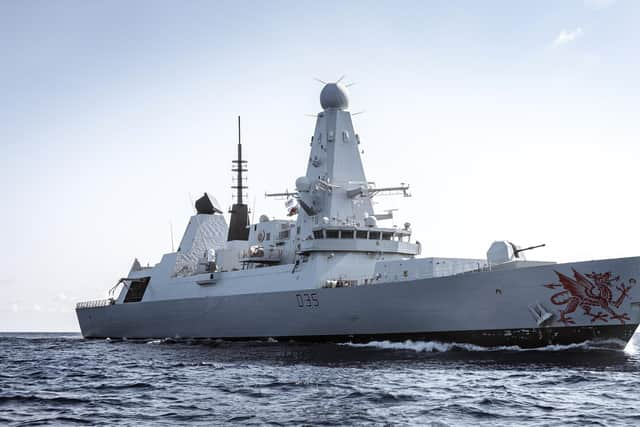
[235,116,244,205]
[227,116,249,241]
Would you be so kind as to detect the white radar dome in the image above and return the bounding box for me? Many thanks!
[364,215,377,227]
[295,176,311,192]
[320,83,349,110]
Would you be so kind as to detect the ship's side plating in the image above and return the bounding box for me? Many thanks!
[77,256,640,346]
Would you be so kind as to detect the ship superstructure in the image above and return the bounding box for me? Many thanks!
[76,82,640,348]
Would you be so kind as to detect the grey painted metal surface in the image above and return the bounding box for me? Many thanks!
[78,257,640,345]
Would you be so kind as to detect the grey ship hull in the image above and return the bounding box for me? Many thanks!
[77,257,640,348]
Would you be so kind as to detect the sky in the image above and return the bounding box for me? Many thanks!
[1,0,639,331]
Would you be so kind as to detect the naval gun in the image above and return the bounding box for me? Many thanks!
[512,243,546,258]
[488,241,546,265]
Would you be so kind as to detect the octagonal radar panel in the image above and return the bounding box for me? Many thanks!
[320,83,349,110]
[195,192,223,215]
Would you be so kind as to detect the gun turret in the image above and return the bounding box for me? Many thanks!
[513,243,546,258]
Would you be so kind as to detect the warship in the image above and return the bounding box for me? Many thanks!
[76,82,640,348]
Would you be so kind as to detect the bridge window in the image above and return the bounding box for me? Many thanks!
[341,230,354,239]
[326,230,339,239]
[313,230,324,239]
[278,230,290,240]
[369,231,380,240]
[356,230,368,239]
[382,232,393,241]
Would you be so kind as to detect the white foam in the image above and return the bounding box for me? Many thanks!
[624,334,639,355]
[340,339,628,353]
[341,340,495,352]
[145,337,178,345]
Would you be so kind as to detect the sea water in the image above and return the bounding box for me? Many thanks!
[1,332,639,426]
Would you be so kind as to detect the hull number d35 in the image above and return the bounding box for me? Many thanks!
[296,293,319,308]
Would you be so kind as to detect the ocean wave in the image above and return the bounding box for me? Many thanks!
[339,339,629,353]
[2,332,639,426]
[93,382,153,390]
[344,390,418,404]
[0,395,90,405]
[14,415,88,425]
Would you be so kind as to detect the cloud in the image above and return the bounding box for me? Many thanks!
[584,0,615,10]
[553,28,584,47]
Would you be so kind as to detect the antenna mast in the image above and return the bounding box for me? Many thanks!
[235,116,244,205]
[169,221,174,252]
[227,116,250,241]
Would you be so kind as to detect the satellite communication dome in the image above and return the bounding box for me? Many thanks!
[295,176,311,192]
[320,83,349,110]
[364,215,377,227]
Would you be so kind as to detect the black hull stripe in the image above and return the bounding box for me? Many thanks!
[86,324,639,349]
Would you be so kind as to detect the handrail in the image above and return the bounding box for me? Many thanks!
[76,298,115,310]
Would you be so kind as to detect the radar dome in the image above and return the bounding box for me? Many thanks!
[364,215,377,227]
[295,176,311,192]
[320,83,349,110]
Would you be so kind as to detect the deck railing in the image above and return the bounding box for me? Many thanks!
[76,298,115,310]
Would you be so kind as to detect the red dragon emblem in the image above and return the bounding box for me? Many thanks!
[542,269,635,325]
